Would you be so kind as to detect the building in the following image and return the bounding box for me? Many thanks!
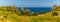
[21,5,24,11]
[52,5,57,10]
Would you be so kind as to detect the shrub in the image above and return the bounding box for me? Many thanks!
[52,12,58,16]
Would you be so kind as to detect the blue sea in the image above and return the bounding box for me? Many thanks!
[18,7,52,13]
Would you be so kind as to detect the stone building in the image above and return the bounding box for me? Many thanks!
[11,5,18,12]
[21,5,24,11]
[52,5,57,10]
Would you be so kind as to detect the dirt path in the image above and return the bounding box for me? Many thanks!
[6,20,12,22]
[0,19,12,22]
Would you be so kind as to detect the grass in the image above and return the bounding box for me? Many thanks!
[0,12,60,22]
[7,16,60,22]
[0,6,60,22]
[27,16,60,22]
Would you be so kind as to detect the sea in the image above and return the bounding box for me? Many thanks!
[18,7,52,13]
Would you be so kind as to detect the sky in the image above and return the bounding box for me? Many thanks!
[0,0,60,7]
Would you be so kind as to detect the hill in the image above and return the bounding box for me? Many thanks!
[0,5,60,22]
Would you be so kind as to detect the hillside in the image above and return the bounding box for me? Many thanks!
[0,5,60,22]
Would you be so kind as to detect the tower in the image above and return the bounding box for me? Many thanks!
[52,5,57,10]
[11,5,18,12]
[11,5,16,11]
[21,5,24,10]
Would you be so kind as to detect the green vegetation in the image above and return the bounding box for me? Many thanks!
[0,5,60,22]
[29,16,60,22]
[52,12,58,16]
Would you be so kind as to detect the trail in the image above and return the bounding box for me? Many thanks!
[0,19,12,22]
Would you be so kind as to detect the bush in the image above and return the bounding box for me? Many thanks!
[52,12,58,16]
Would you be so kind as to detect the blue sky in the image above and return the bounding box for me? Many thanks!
[0,0,60,7]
